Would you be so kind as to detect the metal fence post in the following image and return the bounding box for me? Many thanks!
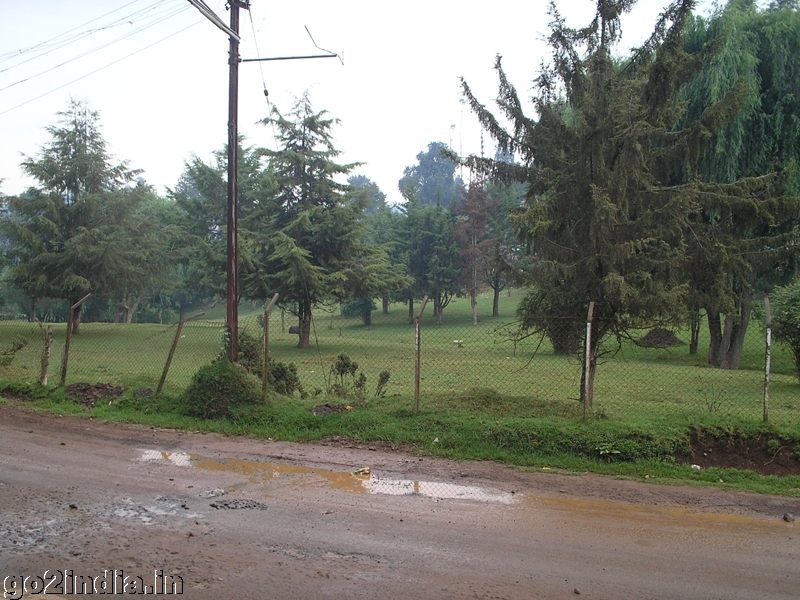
[414,295,429,415]
[763,296,772,423]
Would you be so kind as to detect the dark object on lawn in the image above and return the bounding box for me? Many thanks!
[636,328,685,348]
[288,325,301,334]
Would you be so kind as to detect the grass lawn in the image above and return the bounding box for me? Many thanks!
[2,290,800,495]
[1,289,797,427]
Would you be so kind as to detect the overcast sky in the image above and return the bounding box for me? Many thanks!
[1,0,717,205]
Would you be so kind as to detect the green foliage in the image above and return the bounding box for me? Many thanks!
[374,370,391,398]
[398,141,462,206]
[181,358,263,419]
[341,298,377,318]
[269,360,304,397]
[0,335,27,367]
[771,278,800,382]
[1,100,140,304]
[231,328,263,376]
[241,92,405,348]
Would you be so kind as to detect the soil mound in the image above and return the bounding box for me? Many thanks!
[636,328,685,348]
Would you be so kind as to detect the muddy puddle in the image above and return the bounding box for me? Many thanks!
[139,450,515,504]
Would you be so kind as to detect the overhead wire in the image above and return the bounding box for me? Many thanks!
[246,3,280,151]
[0,0,147,64]
[0,1,184,76]
[0,2,191,93]
[0,17,205,117]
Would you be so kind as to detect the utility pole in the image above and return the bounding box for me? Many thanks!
[187,0,338,363]
[226,0,247,361]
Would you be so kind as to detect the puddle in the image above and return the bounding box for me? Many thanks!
[365,477,515,504]
[138,450,514,504]
[139,450,193,467]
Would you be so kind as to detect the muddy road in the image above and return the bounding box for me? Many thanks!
[1,404,798,599]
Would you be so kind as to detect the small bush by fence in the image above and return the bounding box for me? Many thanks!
[0,289,796,427]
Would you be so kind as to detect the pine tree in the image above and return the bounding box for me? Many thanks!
[459,0,795,403]
[1,99,143,332]
[242,93,394,347]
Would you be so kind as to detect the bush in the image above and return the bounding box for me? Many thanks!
[771,280,800,383]
[269,360,304,397]
[182,358,263,419]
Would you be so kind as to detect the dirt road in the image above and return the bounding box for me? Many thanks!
[1,403,798,599]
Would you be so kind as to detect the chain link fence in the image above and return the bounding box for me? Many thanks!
[0,291,796,426]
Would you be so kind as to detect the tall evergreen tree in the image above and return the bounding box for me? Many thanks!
[460,0,795,403]
[242,93,391,347]
[398,142,463,207]
[1,99,142,332]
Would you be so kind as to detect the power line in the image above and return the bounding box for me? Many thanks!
[0,1,182,73]
[0,18,204,117]
[0,3,191,93]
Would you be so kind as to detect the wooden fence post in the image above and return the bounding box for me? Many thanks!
[157,312,205,395]
[763,296,772,423]
[583,301,595,420]
[39,323,53,386]
[414,295,429,415]
[262,293,280,395]
[60,293,92,387]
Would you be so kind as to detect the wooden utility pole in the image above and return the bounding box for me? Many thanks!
[226,1,248,361]
[187,0,337,362]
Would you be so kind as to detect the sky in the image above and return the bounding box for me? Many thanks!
[0,0,718,205]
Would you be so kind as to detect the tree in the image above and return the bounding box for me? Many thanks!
[460,0,793,404]
[172,140,274,302]
[405,197,462,325]
[1,99,142,333]
[678,0,800,368]
[398,142,463,207]
[454,181,501,324]
[771,278,800,383]
[242,93,393,347]
[348,175,387,214]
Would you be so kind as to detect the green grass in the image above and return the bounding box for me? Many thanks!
[2,291,799,495]
[4,380,800,497]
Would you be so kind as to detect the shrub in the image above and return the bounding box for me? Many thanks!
[182,358,262,419]
[269,360,304,397]
[771,280,800,383]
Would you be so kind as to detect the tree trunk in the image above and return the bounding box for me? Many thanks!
[471,291,478,325]
[492,276,501,317]
[382,294,390,315]
[689,309,701,355]
[707,309,722,366]
[716,315,735,367]
[408,298,414,325]
[722,293,753,370]
[298,298,312,349]
[72,303,82,335]
[434,297,444,325]
[362,309,372,326]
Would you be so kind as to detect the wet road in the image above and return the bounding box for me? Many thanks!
[1,405,798,599]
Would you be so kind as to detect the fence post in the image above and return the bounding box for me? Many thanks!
[763,296,772,423]
[414,295,429,415]
[60,293,92,387]
[39,323,53,386]
[156,312,205,395]
[583,301,595,420]
[262,293,280,395]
